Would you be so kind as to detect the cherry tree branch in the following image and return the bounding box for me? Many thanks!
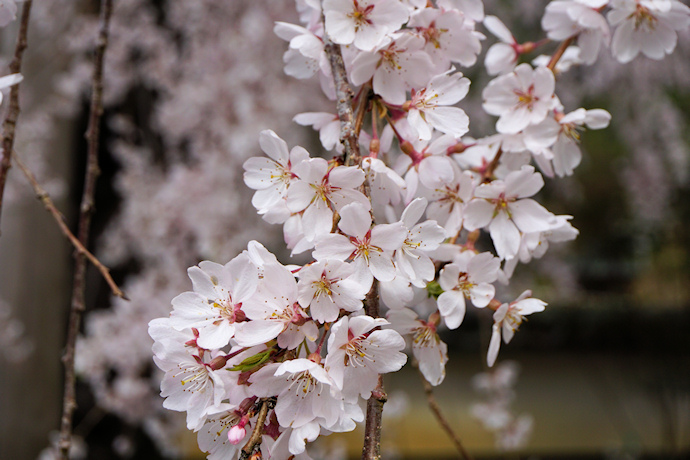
[0,0,33,236]
[323,21,386,460]
[417,366,474,460]
[59,0,114,457]
[11,151,125,300]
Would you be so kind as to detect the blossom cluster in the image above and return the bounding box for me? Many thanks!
[147,0,690,458]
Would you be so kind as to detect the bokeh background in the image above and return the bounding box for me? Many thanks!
[0,1,689,459]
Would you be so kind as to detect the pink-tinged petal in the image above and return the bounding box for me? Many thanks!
[350,51,380,86]
[533,66,555,99]
[197,322,236,349]
[233,320,284,347]
[515,298,546,315]
[243,157,280,189]
[426,106,470,138]
[505,165,543,198]
[487,323,501,367]
[187,265,221,299]
[463,199,495,230]
[330,188,371,212]
[484,16,514,43]
[284,48,319,79]
[313,234,355,261]
[408,109,432,141]
[329,166,365,189]
[419,156,454,189]
[414,339,448,386]
[338,203,372,238]
[286,180,315,212]
[438,262,460,291]
[468,252,500,284]
[373,67,406,105]
[224,254,259,303]
[469,283,495,308]
[584,109,611,129]
[302,200,335,240]
[259,130,290,163]
[509,199,554,233]
[292,111,333,129]
[401,197,427,228]
[324,10,356,45]
[368,252,397,282]
[371,221,407,250]
[489,211,520,260]
[484,43,517,75]
[430,72,471,105]
[437,290,466,329]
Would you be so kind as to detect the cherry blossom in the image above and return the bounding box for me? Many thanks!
[350,32,434,105]
[487,291,547,367]
[325,315,407,401]
[542,0,611,64]
[437,251,500,329]
[464,165,557,260]
[313,202,407,284]
[405,69,471,140]
[296,259,369,323]
[608,0,690,63]
[483,63,559,134]
[323,0,409,51]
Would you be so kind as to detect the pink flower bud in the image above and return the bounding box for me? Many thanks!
[227,425,246,445]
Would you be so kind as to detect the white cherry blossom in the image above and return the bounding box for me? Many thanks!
[406,69,471,140]
[482,63,559,134]
[287,159,370,242]
[296,259,369,323]
[488,291,546,366]
[437,251,500,329]
[323,0,409,51]
[350,33,434,105]
[388,308,448,386]
[325,315,407,401]
[313,202,407,284]
[464,165,557,260]
[608,0,690,63]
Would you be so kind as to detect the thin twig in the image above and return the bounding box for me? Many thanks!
[547,36,575,72]
[0,0,33,235]
[59,0,114,457]
[417,365,474,460]
[11,151,125,299]
[353,84,372,138]
[240,400,270,460]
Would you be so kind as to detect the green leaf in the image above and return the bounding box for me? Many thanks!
[229,350,272,372]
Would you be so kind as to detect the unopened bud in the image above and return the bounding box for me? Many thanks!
[208,355,229,371]
[369,138,380,156]
[227,425,246,445]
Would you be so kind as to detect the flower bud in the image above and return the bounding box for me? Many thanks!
[227,425,246,445]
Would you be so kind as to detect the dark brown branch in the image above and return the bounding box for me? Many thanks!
[417,365,474,460]
[59,0,114,457]
[11,151,125,299]
[0,0,33,236]
[240,400,270,460]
